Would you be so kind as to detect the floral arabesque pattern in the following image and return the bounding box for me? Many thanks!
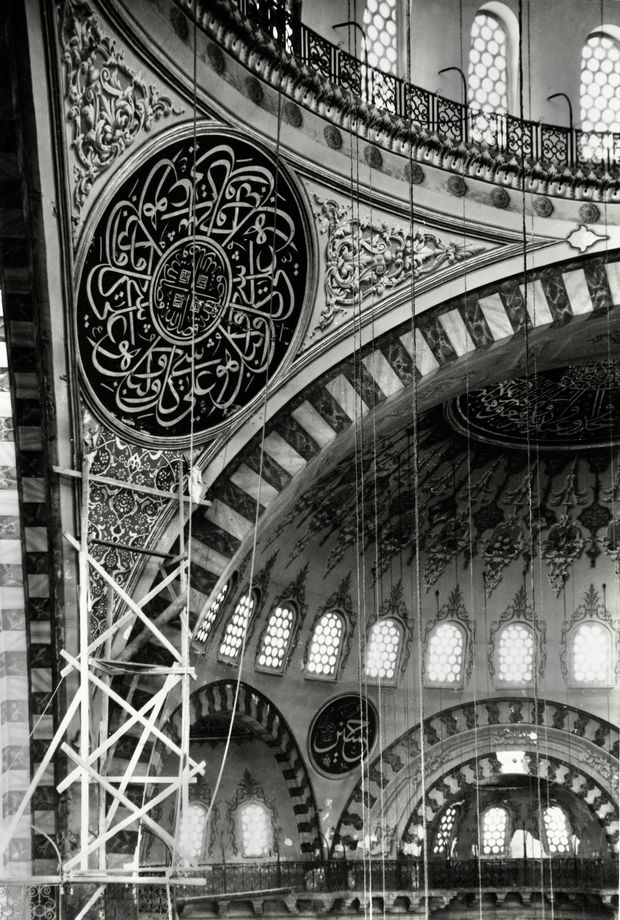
[62,0,177,211]
[86,419,182,637]
[312,198,485,335]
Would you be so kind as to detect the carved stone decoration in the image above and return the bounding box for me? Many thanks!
[226,769,279,857]
[490,187,510,209]
[488,586,546,681]
[77,127,311,446]
[61,0,178,211]
[372,580,413,677]
[446,175,467,197]
[309,694,378,777]
[533,196,554,217]
[566,223,609,253]
[312,198,485,334]
[559,583,618,683]
[303,572,357,675]
[423,585,475,684]
[578,202,600,223]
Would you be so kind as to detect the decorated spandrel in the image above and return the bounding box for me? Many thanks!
[309,695,378,776]
[77,129,310,445]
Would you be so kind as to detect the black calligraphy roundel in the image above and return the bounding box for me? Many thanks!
[77,127,311,445]
[446,362,620,451]
[309,695,378,777]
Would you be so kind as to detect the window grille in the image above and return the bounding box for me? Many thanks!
[497,622,534,684]
[365,618,402,681]
[427,622,465,685]
[219,594,254,661]
[307,611,345,677]
[196,582,229,644]
[257,605,295,672]
[364,0,398,74]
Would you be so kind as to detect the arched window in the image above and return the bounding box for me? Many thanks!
[238,801,274,858]
[195,581,230,644]
[581,31,620,158]
[497,622,535,685]
[256,604,296,673]
[219,593,255,662]
[433,803,460,855]
[364,0,398,74]
[481,805,509,856]
[365,618,403,682]
[426,621,466,687]
[178,802,208,864]
[306,610,345,678]
[543,805,572,855]
[468,10,509,113]
[571,621,613,685]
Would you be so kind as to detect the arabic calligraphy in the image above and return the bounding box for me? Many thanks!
[78,130,309,444]
[447,361,620,450]
[309,695,378,776]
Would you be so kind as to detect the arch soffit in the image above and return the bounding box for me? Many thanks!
[178,245,620,639]
[401,750,619,853]
[333,697,619,849]
[162,679,321,855]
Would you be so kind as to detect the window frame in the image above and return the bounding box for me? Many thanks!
[480,804,511,858]
[568,619,614,689]
[424,619,468,689]
[304,607,348,681]
[364,615,405,685]
[255,600,299,675]
[237,799,275,859]
[194,571,238,648]
[542,803,573,856]
[494,619,537,689]
[467,3,519,114]
[177,801,208,865]
[217,588,260,665]
[580,28,620,139]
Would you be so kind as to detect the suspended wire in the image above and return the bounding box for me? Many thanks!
[196,21,288,865]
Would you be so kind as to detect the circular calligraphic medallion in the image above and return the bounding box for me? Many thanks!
[309,695,378,777]
[77,127,311,445]
[446,362,620,451]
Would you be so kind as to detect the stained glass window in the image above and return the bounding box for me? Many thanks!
[497,622,534,684]
[178,802,207,863]
[364,0,398,74]
[257,605,295,672]
[426,622,465,686]
[433,803,460,855]
[196,582,229,644]
[219,594,254,661]
[306,611,345,678]
[572,622,612,684]
[543,805,571,855]
[239,801,273,857]
[468,12,509,112]
[365,618,402,681]
[482,806,508,856]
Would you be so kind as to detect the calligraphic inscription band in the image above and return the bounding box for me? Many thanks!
[77,129,309,445]
[446,362,620,451]
[309,695,378,776]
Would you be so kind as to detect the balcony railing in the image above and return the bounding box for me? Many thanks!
[174,857,619,898]
[195,0,620,173]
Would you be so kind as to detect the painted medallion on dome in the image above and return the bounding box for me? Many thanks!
[447,361,620,450]
[309,695,378,776]
[77,129,310,445]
